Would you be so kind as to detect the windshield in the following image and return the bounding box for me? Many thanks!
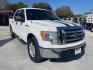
[26,9,60,20]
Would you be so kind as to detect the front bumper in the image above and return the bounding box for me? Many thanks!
[39,42,86,58]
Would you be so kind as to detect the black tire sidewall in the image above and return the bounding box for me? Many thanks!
[27,37,41,63]
[91,28,93,32]
[10,27,15,38]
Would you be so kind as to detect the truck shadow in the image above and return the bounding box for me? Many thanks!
[0,38,14,47]
[50,52,85,63]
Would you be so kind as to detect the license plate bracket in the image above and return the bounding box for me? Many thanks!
[75,48,81,55]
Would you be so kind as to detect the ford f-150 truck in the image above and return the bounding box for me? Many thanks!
[9,8,86,63]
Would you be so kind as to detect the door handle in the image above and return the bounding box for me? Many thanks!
[16,22,18,25]
[25,25,29,27]
[12,21,14,23]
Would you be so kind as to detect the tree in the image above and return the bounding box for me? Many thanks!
[32,2,52,11]
[56,6,73,18]
[4,2,28,11]
[0,6,1,9]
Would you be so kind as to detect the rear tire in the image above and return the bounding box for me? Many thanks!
[91,27,93,32]
[27,37,42,63]
[10,27,15,38]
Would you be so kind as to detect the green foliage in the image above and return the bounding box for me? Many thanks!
[32,2,52,11]
[0,6,1,9]
[4,2,28,11]
[3,2,74,18]
[56,6,73,18]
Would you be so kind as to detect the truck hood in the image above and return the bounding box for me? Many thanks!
[32,20,81,27]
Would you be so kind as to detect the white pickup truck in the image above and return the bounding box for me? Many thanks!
[9,8,86,63]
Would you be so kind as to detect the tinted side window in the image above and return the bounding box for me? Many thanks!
[19,10,25,19]
[14,10,20,17]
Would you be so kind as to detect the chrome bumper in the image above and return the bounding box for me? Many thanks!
[39,42,86,58]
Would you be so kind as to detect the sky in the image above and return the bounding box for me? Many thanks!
[9,0,93,14]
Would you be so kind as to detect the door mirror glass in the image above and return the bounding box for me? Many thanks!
[14,16,25,22]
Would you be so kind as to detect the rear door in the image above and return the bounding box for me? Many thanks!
[16,9,26,38]
[13,10,21,35]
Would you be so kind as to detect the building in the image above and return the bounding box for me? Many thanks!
[0,9,13,26]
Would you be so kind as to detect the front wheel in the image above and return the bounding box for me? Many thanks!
[27,37,42,63]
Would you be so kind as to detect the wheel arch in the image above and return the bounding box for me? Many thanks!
[27,33,36,41]
[27,33,41,45]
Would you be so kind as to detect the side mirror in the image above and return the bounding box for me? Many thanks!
[14,16,25,22]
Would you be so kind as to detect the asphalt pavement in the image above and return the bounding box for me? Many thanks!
[0,26,93,70]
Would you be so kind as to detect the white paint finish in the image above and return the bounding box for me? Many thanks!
[9,8,85,49]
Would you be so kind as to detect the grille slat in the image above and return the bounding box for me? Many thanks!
[57,27,84,44]
[65,28,84,43]
[66,30,83,35]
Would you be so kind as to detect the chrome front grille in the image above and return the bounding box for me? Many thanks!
[57,27,84,44]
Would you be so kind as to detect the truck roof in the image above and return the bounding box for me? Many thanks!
[17,8,50,11]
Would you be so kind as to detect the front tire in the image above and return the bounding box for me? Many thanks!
[27,37,41,63]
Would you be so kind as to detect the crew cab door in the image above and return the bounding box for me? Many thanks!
[14,9,25,37]
[13,10,21,35]
[10,10,20,34]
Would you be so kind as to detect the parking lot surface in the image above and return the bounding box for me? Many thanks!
[0,26,93,70]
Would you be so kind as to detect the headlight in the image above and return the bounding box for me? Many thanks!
[41,31,58,44]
